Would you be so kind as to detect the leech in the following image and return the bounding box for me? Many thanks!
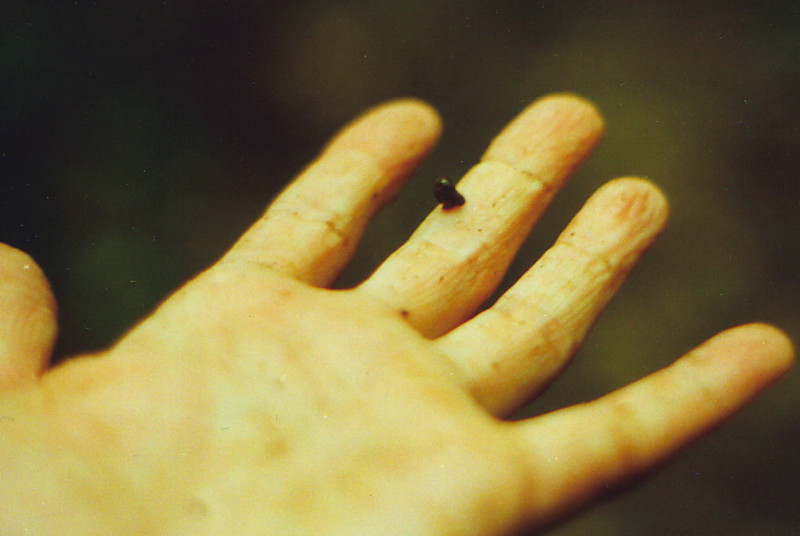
[433,177,466,210]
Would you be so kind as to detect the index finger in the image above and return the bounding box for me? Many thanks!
[221,99,442,286]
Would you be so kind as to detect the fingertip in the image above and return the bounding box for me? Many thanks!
[600,177,670,229]
[559,177,669,263]
[0,243,56,311]
[0,243,57,385]
[528,93,606,147]
[381,97,443,134]
[326,97,442,177]
[715,322,796,380]
[483,93,604,179]
[535,92,605,134]
[365,97,443,142]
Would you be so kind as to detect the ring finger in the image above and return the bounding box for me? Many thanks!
[438,177,669,415]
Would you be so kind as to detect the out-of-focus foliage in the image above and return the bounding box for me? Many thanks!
[2,1,798,534]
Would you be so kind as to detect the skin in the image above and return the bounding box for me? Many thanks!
[0,94,793,535]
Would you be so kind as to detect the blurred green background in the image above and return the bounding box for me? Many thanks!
[2,1,798,534]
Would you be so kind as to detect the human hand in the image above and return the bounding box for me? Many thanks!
[0,95,793,535]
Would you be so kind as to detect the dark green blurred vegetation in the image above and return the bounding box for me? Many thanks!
[2,1,798,534]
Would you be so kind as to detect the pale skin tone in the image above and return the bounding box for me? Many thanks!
[0,94,793,535]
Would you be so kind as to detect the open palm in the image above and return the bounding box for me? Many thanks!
[0,95,792,535]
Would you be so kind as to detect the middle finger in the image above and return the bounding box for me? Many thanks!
[357,94,604,336]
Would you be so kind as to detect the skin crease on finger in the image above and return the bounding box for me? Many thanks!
[222,98,443,287]
[0,94,793,536]
[357,95,605,338]
[441,176,670,415]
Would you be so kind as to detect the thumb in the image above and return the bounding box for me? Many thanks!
[0,243,57,388]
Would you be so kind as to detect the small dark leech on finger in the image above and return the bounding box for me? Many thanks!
[433,177,466,210]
